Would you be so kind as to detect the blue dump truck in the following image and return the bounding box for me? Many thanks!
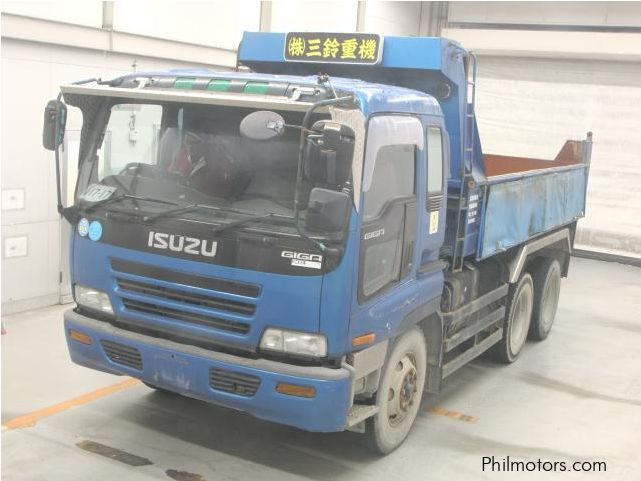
[43,32,591,453]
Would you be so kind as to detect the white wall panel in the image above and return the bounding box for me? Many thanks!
[1,221,61,307]
[363,1,422,36]
[475,56,641,256]
[0,1,102,27]
[0,38,233,311]
[449,2,641,27]
[113,1,260,50]
[270,0,358,32]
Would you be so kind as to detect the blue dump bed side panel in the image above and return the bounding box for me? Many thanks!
[479,166,588,259]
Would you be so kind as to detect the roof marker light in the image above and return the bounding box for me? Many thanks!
[207,79,231,91]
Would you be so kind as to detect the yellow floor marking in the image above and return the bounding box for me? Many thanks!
[427,406,478,423]
[2,378,140,431]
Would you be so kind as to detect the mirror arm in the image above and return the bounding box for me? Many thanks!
[53,91,78,224]
[54,142,63,214]
[53,138,79,224]
[293,95,355,255]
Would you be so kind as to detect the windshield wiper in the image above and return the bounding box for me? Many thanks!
[142,202,230,222]
[211,213,288,234]
[83,194,179,212]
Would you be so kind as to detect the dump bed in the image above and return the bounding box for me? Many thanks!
[476,136,592,259]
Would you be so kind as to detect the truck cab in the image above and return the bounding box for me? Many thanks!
[44,32,591,454]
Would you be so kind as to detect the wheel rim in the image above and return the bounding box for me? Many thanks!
[509,282,533,355]
[386,354,419,427]
[541,271,560,331]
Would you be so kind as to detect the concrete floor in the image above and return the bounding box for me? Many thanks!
[1,257,640,481]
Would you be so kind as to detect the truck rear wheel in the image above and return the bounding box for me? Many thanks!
[492,273,534,363]
[529,258,561,341]
[365,327,427,454]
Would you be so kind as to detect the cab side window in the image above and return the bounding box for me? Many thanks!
[363,144,415,220]
[426,126,444,209]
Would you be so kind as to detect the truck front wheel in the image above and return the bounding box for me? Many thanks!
[529,258,561,341]
[365,327,427,454]
[492,273,534,363]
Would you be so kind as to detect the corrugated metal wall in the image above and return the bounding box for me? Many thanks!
[445,2,641,258]
[475,56,641,256]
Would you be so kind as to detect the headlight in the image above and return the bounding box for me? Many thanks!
[260,328,327,358]
[74,284,114,315]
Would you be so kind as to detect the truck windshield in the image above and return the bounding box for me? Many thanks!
[77,101,335,230]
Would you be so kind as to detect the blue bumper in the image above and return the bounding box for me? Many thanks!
[64,309,353,432]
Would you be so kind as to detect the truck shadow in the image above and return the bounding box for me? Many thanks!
[110,359,499,478]
[112,388,382,480]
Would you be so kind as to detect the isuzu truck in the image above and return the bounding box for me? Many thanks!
[43,32,592,453]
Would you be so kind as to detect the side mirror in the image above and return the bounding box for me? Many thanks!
[304,187,351,235]
[239,110,286,141]
[304,121,354,186]
[43,99,67,151]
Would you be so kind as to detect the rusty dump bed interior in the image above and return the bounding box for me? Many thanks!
[484,140,586,178]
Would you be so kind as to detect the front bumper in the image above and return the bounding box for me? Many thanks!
[64,309,352,432]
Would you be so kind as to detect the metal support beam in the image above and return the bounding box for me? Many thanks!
[356,1,366,32]
[102,1,114,30]
[419,2,449,37]
[259,1,272,32]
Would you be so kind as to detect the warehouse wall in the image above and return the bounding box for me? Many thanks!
[1,1,639,314]
[0,38,237,314]
[443,1,641,257]
[0,2,252,314]
[0,1,424,314]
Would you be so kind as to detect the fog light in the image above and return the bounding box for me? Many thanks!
[69,329,93,345]
[276,383,316,398]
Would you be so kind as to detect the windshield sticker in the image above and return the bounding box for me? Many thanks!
[80,184,116,203]
[281,251,322,269]
[88,221,103,241]
[429,211,439,234]
[78,218,89,237]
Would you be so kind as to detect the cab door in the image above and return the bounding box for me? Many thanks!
[350,115,424,343]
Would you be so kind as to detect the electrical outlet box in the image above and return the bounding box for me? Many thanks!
[4,236,28,258]
[2,189,25,210]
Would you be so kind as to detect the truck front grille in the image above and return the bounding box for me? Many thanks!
[111,259,258,338]
[117,279,255,315]
[111,259,260,297]
[101,340,143,370]
[122,299,250,335]
[209,368,260,397]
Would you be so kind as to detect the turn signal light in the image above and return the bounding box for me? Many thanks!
[69,329,93,345]
[275,383,316,398]
[352,332,376,347]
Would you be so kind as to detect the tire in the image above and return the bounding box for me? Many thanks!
[529,258,561,341]
[365,327,427,454]
[491,273,534,363]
